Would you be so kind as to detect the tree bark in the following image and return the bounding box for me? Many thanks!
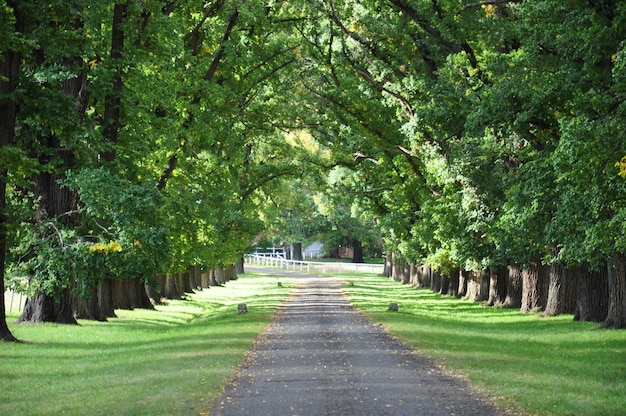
[465,272,481,302]
[502,263,522,308]
[382,253,393,277]
[97,279,116,318]
[72,285,107,321]
[112,277,154,310]
[292,242,303,261]
[479,269,490,301]
[447,268,460,296]
[457,270,469,298]
[544,247,567,316]
[164,274,181,299]
[18,287,77,324]
[351,238,364,263]
[574,263,608,323]
[521,260,542,313]
[0,4,22,340]
[488,266,508,306]
[431,268,441,292]
[235,258,245,275]
[602,253,626,329]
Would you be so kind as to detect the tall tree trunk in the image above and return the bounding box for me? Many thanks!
[431,268,442,293]
[292,242,303,261]
[164,274,181,299]
[503,263,522,308]
[544,246,566,316]
[409,263,418,286]
[19,146,78,324]
[235,258,244,275]
[214,266,226,285]
[574,263,608,322]
[0,5,22,340]
[521,260,542,313]
[98,279,116,318]
[351,238,364,263]
[562,266,578,314]
[447,268,460,296]
[382,253,393,278]
[602,253,626,329]
[465,271,481,301]
[488,266,508,306]
[439,271,450,295]
[72,285,107,321]
[457,270,469,298]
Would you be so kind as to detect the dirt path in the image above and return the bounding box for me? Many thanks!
[209,270,505,416]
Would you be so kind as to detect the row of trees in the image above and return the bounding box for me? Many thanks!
[0,0,333,341]
[288,0,626,328]
[2,1,625,342]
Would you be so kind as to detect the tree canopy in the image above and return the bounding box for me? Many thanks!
[2,0,626,340]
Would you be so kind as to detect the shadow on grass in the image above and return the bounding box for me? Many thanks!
[342,274,626,416]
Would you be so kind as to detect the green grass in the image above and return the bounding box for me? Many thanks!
[4,271,625,416]
[342,273,626,416]
[1,272,294,416]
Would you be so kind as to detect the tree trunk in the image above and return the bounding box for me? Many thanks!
[544,246,566,316]
[147,274,167,304]
[439,272,450,295]
[235,258,245,274]
[382,253,393,277]
[447,268,460,296]
[421,265,432,288]
[431,269,442,293]
[562,266,578,314]
[457,270,469,298]
[574,263,608,322]
[72,285,107,321]
[200,271,211,289]
[602,253,626,329]
[409,263,418,286]
[0,4,23,341]
[292,242,303,261]
[164,274,181,299]
[479,269,490,301]
[391,253,402,282]
[226,264,238,281]
[98,279,116,318]
[465,271,481,302]
[209,269,219,286]
[502,263,522,308]
[18,287,77,324]
[112,277,154,310]
[488,266,507,306]
[521,260,542,313]
[214,266,225,285]
[351,238,364,263]
[177,271,193,293]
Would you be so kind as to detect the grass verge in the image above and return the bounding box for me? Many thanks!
[1,272,294,416]
[340,273,626,416]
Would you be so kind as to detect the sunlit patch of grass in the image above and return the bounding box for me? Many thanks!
[1,273,294,416]
[342,273,626,416]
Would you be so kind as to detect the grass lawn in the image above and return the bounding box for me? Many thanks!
[341,273,626,416]
[3,270,624,416]
[1,272,294,416]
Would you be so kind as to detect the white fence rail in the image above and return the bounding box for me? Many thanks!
[245,254,384,275]
[4,291,26,313]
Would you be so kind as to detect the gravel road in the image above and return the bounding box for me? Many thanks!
[209,269,506,416]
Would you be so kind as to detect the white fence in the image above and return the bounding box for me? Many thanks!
[4,291,26,313]
[245,254,384,275]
